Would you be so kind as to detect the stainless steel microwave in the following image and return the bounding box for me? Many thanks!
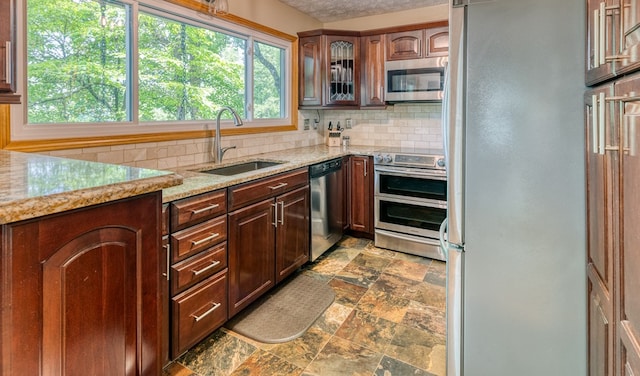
[384,57,448,102]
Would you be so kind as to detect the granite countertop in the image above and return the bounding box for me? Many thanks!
[0,150,183,224]
[163,145,379,203]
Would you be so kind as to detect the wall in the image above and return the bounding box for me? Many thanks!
[22,2,447,162]
[230,0,321,35]
[44,104,442,167]
[309,104,443,150]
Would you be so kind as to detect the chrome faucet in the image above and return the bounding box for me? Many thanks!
[212,106,243,163]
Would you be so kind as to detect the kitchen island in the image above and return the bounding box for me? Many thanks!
[0,149,182,375]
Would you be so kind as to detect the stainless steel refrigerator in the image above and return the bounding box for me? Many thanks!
[440,0,587,374]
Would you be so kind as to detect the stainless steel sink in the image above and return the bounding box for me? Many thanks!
[194,160,284,176]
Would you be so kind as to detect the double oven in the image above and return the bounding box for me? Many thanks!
[374,149,447,261]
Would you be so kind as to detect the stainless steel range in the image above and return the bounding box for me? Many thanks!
[373,148,446,260]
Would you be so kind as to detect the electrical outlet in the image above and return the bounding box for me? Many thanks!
[345,118,353,129]
[303,119,310,130]
[313,119,319,130]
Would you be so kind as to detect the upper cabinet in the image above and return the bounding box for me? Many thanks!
[586,0,640,85]
[386,26,448,61]
[0,0,19,103]
[299,36,322,107]
[298,22,448,110]
[361,34,386,107]
[325,35,360,107]
[298,30,361,108]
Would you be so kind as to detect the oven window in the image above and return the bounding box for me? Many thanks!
[379,174,446,201]
[378,200,446,232]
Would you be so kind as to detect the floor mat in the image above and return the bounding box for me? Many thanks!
[226,274,335,343]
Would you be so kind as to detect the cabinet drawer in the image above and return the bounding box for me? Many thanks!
[172,270,227,358]
[229,168,309,211]
[170,189,227,231]
[171,216,227,263]
[171,242,227,294]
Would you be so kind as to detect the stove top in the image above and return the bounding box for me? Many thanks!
[373,147,446,169]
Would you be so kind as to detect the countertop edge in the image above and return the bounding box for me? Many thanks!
[162,146,378,203]
[1,173,183,225]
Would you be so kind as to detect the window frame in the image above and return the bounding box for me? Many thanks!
[3,0,297,152]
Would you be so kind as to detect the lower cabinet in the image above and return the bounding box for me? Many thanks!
[348,155,374,237]
[168,189,228,358]
[228,168,310,317]
[0,192,163,375]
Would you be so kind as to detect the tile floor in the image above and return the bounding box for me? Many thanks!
[165,236,446,376]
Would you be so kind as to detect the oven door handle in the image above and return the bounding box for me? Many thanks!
[374,166,446,180]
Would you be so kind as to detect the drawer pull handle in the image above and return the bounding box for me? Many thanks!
[191,302,221,322]
[192,260,221,276]
[191,203,220,214]
[268,182,288,190]
[191,233,220,246]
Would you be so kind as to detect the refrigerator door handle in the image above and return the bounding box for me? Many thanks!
[440,217,464,376]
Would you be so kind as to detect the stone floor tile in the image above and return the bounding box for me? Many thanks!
[230,350,302,376]
[327,277,368,308]
[334,309,397,352]
[374,355,437,376]
[301,336,383,376]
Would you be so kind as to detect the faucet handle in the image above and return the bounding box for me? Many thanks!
[220,145,236,161]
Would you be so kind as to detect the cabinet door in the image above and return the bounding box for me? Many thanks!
[349,156,373,236]
[0,0,18,99]
[616,0,640,75]
[585,84,616,376]
[586,0,619,85]
[425,27,448,57]
[1,193,162,375]
[386,30,423,61]
[228,199,275,317]
[275,185,310,283]
[617,73,640,376]
[325,35,359,106]
[299,36,322,107]
[361,35,386,107]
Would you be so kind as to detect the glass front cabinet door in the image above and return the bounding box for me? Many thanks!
[324,35,360,106]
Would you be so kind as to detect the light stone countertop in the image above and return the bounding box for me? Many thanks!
[0,150,183,224]
[163,144,380,203]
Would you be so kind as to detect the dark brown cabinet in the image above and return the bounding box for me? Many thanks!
[360,34,386,107]
[227,168,309,317]
[299,35,322,107]
[275,186,310,283]
[348,156,373,237]
[298,31,360,108]
[585,84,616,376]
[0,0,19,103]
[586,0,640,85]
[386,26,448,61]
[168,189,228,358]
[0,193,163,375]
[585,72,640,375]
[386,30,423,60]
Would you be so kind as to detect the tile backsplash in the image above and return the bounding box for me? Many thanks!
[312,103,443,150]
[44,104,442,169]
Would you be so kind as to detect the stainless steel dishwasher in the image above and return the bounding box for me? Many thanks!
[309,158,344,261]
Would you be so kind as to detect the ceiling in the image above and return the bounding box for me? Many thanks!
[277,0,447,23]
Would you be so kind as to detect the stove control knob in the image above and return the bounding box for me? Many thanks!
[437,158,446,168]
[374,154,383,163]
[383,155,393,163]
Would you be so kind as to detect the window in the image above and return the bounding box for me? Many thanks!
[11,0,293,143]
